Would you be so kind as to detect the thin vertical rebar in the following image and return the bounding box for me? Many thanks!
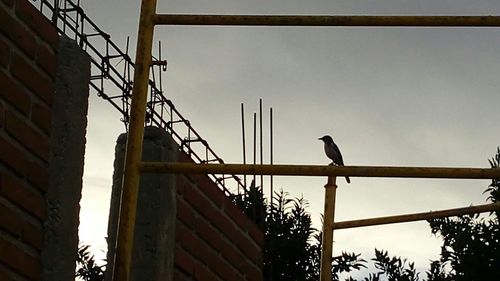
[52,0,59,24]
[241,103,247,192]
[270,107,273,207]
[259,99,263,191]
[253,112,257,186]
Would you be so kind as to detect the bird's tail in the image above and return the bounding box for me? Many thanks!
[345,176,351,184]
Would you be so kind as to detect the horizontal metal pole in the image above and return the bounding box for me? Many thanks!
[139,162,500,179]
[153,14,500,27]
[332,203,500,230]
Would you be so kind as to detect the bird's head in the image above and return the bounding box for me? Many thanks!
[318,135,334,144]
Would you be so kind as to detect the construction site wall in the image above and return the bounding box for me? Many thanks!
[0,0,90,280]
[108,127,263,281]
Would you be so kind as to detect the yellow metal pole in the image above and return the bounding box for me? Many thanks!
[320,176,337,281]
[139,162,500,179]
[153,14,500,27]
[112,0,157,280]
[333,202,500,230]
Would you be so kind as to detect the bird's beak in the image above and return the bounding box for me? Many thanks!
[318,137,322,140]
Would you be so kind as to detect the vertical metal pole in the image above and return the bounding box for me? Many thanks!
[241,103,246,191]
[259,99,263,191]
[52,0,59,25]
[269,107,273,207]
[320,176,337,281]
[253,112,257,186]
[112,0,157,280]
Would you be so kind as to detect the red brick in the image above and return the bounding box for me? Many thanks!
[244,262,263,281]
[0,102,4,128]
[193,263,218,281]
[183,182,219,222]
[177,198,196,230]
[16,0,59,50]
[196,174,225,206]
[248,222,264,246]
[0,6,37,59]
[11,52,54,106]
[0,37,10,68]
[0,194,43,251]
[0,267,14,281]
[220,238,247,274]
[220,239,262,280]
[1,0,14,8]
[20,219,43,251]
[213,210,261,265]
[195,216,223,251]
[232,231,261,266]
[174,245,195,276]
[176,224,214,264]
[173,270,191,281]
[176,177,186,196]
[0,200,22,236]
[225,201,250,231]
[31,101,52,135]
[0,134,28,176]
[5,109,50,161]
[0,236,41,280]
[0,71,31,116]
[35,43,57,79]
[0,172,46,219]
[207,253,241,281]
[25,159,48,193]
[211,211,238,242]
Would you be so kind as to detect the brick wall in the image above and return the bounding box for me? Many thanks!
[108,128,263,280]
[0,0,57,279]
[174,152,263,281]
[0,0,90,280]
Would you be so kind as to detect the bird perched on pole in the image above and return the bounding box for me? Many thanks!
[319,135,351,184]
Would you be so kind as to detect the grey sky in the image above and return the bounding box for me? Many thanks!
[77,0,500,275]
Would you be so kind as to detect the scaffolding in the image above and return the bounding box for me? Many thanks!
[111,1,500,280]
[31,0,247,196]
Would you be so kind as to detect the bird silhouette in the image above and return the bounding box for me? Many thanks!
[319,135,351,184]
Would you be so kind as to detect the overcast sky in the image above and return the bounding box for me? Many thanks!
[72,0,500,276]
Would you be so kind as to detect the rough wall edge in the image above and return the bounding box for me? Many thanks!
[42,35,90,281]
[106,126,177,281]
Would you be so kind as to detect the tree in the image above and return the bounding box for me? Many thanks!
[76,244,105,281]
[231,183,365,281]
[363,249,419,281]
[426,147,500,281]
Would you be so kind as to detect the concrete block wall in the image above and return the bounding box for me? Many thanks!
[0,0,90,280]
[175,152,264,281]
[108,128,263,281]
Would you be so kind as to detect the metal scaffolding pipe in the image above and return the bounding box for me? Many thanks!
[113,0,156,280]
[153,14,500,27]
[320,177,337,281]
[139,162,500,179]
[332,203,500,230]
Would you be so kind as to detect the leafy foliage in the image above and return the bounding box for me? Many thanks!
[77,149,500,281]
[362,249,419,281]
[76,244,105,281]
[426,147,500,281]
[231,183,366,280]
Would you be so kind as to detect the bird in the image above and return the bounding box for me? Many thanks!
[319,135,351,184]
